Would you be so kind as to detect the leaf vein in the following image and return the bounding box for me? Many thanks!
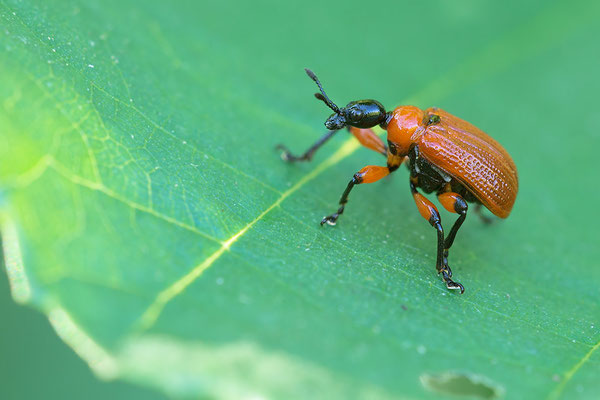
[3,4,283,198]
[48,158,221,243]
[135,138,362,330]
[546,338,600,400]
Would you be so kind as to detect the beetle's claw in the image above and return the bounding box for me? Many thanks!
[275,144,292,161]
[440,267,465,294]
[280,153,291,162]
[446,280,465,294]
[276,144,312,163]
[320,214,338,226]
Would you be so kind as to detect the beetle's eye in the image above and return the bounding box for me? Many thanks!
[325,113,347,130]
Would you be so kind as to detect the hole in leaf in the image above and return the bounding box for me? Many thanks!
[420,372,504,399]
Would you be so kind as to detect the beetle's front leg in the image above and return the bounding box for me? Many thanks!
[321,165,391,226]
[277,126,386,163]
[277,129,339,162]
[410,179,464,293]
[348,126,387,155]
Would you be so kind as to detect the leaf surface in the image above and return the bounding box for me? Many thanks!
[1,0,599,399]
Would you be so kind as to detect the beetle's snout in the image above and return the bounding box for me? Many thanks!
[325,113,346,130]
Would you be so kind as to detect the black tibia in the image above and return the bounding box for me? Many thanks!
[276,130,338,162]
[320,173,362,226]
[444,196,468,251]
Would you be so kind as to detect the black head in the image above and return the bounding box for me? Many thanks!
[305,69,387,130]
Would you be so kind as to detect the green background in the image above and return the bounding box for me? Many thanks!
[1,0,599,399]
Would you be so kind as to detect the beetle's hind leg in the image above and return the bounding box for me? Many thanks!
[438,191,468,259]
[436,192,469,294]
[410,180,464,293]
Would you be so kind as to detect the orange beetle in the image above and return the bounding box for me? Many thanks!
[277,69,518,293]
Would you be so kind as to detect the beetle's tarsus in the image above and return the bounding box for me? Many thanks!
[440,267,464,294]
[276,144,312,163]
[320,214,339,226]
[321,202,346,226]
[446,280,465,294]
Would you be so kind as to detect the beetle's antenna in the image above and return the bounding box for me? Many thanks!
[305,68,340,114]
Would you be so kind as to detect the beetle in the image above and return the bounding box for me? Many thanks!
[277,69,518,293]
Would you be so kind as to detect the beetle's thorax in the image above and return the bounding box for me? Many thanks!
[386,106,426,156]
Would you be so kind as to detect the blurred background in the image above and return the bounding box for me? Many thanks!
[0,259,165,399]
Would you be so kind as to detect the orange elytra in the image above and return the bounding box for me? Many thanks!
[277,69,519,294]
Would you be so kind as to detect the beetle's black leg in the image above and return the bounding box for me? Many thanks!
[438,192,468,259]
[437,192,469,288]
[321,165,392,226]
[445,206,467,251]
[321,175,358,226]
[474,203,495,225]
[411,180,464,293]
[276,130,339,162]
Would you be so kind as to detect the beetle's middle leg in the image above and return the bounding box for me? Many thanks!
[347,127,387,156]
[321,150,403,226]
[410,179,464,293]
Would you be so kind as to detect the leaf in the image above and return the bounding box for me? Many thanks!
[1,0,599,399]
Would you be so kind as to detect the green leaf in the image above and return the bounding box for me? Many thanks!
[1,0,599,399]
